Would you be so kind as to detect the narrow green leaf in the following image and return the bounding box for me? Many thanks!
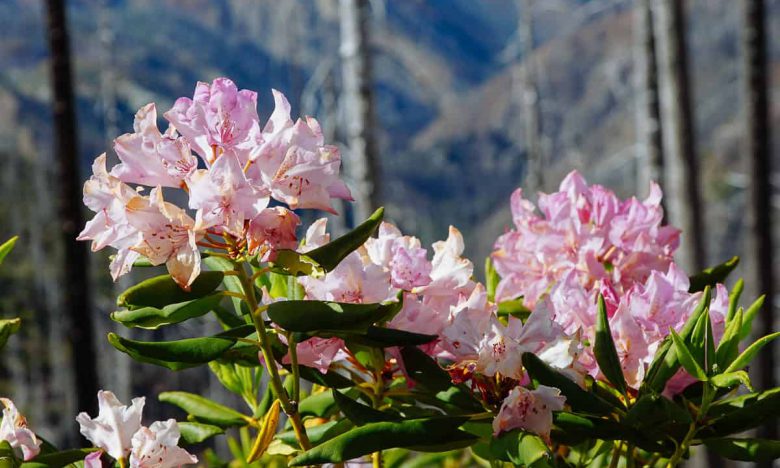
[111,294,223,329]
[724,331,780,373]
[496,299,531,321]
[268,300,401,334]
[703,388,780,437]
[20,448,98,467]
[705,309,716,372]
[485,257,499,303]
[726,278,744,323]
[716,308,742,369]
[346,326,437,347]
[159,391,248,427]
[277,419,354,448]
[703,438,780,462]
[688,256,739,292]
[333,390,400,425]
[688,309,710,370]
[490,430,550,466]
[669,329,707,381]
[0,318,21,350]
[400,346,454,392]
[594,294,626,394]
[203,257,249,317]
[739,295,766,341]
[711,371,752,391]
[0,236,18,265]
[288,417,472,466]
[178,422,225,444]
[117,271,224,309]
[522,353,615,416]
[298,390,338,418]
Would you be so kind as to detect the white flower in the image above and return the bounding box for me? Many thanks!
[0,398,41,461]
[129,419,197,467]
[76,391,145,461]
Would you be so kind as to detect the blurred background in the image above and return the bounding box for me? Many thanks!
[0,0,777,465]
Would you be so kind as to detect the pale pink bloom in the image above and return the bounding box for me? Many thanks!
[413,226,474,297]
[248,91,352,212]
[247,207,300,262]
[84,450,104,468]
[492,385,566,442]
[76,391,145,461]
[284,337,349,374]
[111,103,197,188]
[129,419,197,467]
[188,152,268,236]
[125,188,203,290]
[440,285,496,362]
[0,398,41,461]
[165,78,259,164]
[78,154,143,280]
[364,222,432,291]
[300,218,330,252]
[609,302,652,388]
[389,293,446,338]
[299,251,394,304]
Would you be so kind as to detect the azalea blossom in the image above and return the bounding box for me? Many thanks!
[129,420,197,467]
[493,385,566,442]
[0,398,41,461]
[76,391,145,461]
[284,337,349,374]
[247,207,301,262]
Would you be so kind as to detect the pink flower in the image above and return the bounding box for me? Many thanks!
[299,251,394,304]
[76,391,145,461]
[188,152,268,236]
[247,207,300,262]
[124,189,203,290]
[440,284,496,362]
[284,337,349,374]
[413,226,474,297]
[129,420,197,467]
[492,385,566,442]
[111,103,197,188]
[364,222,432,291]
[165,78,259,164]
[84,451,104,468]
[0,398,41,461]
[300,218,330,252]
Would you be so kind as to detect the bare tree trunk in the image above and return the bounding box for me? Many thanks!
[652,0,705,272]
[634,0,665,207]
[339,0,381,224]
[45,0,100,422]
[742,0,776,452]
[516,0,544,195]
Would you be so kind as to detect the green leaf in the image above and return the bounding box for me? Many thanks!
[400,346,454,392]
[203,257,249,317]
[716,308,742,370]
[298,390,339,418]
[485,257,499,302]
[0,318,21,350]
[0,441,17,468]
[272,207,384,276]
[0,236,18,265]
[704,388,780,437]
[726,278,744,323]
[490,430,550,466]
[711,371,752,391]
[111,294,223,329]
[107,326,252,370]
[642,287,710,393]
[724,331,780,373]
[117,271,224,309]
[496,299,531,321]
[288,417,473,466]
[624,394,691,436]
[346,326,437,347]
[277,419,354,448]
[688,256,739,292]
[669,329,707,381]
[522,353,615,416]
[267,299,401,334]
[345,341,385,371]
[594,294,626,394]
[333,390,400,425]
[552,412,670,453]
[178,422,225,444]
[703,438,780,462]
[159,391,248,427]
[20,448,98,467]
[739,295,766,341]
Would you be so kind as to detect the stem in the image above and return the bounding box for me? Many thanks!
[667,422,696,467]
[234,260,311,451]
[372,450,383,468]
[608,441,623,468]
[370,370,384,468]
[626,443,636,468]
[288,332,301,403]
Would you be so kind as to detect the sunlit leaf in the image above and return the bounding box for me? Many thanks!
[159,391,248,427]
[594,294,626,394]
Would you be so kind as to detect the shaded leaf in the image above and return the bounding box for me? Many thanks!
[688,256,739,292]
[159,391,248,427]
[117,271,224,309]
[726,278,744,323]
[277,420,353,448]
[739,294,765,341]
[703,388,780,437]
[669,329,707,381]
[716,308,742,370]
[333,390,400,425]
[703,438,780,462]
[594,294,626,394]
[20,448,98,467]
[268,300,402,334]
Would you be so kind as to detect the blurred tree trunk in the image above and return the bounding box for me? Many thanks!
[634,0,665,209]
[45,0,100,421]
[339,0,381,224]
[652,0,705,272]
[516,0,544,194]
[742,0,776,451]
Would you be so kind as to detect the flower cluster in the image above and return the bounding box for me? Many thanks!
[78,78,351,289]
[76,390,196,467]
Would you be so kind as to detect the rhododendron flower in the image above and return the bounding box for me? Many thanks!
[129,420,197,467]
[0,398,41,461]
[364,222,432,291]
[492,385,566,441]
[247,207,300,261]
[492,171,679,308]
[284,337,349,374]
[414,226,474,297]
[112,103,197,187]
[84,450,104,468]
[300,251,394,304]
[165,78,259,163]
[76,391,145,461]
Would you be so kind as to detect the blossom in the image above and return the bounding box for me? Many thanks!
[111,103,197,188]
[165,78,259,163]
[247,207,301,262]
[299,251,394,304]
[84,451,104,468]
[284,337,349,374]
[364,222,432,291]
[129,420,197,467]
[0,398,41,461]
[492,385,566,441]
[414,226,474,297]
[76,391,145,461]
